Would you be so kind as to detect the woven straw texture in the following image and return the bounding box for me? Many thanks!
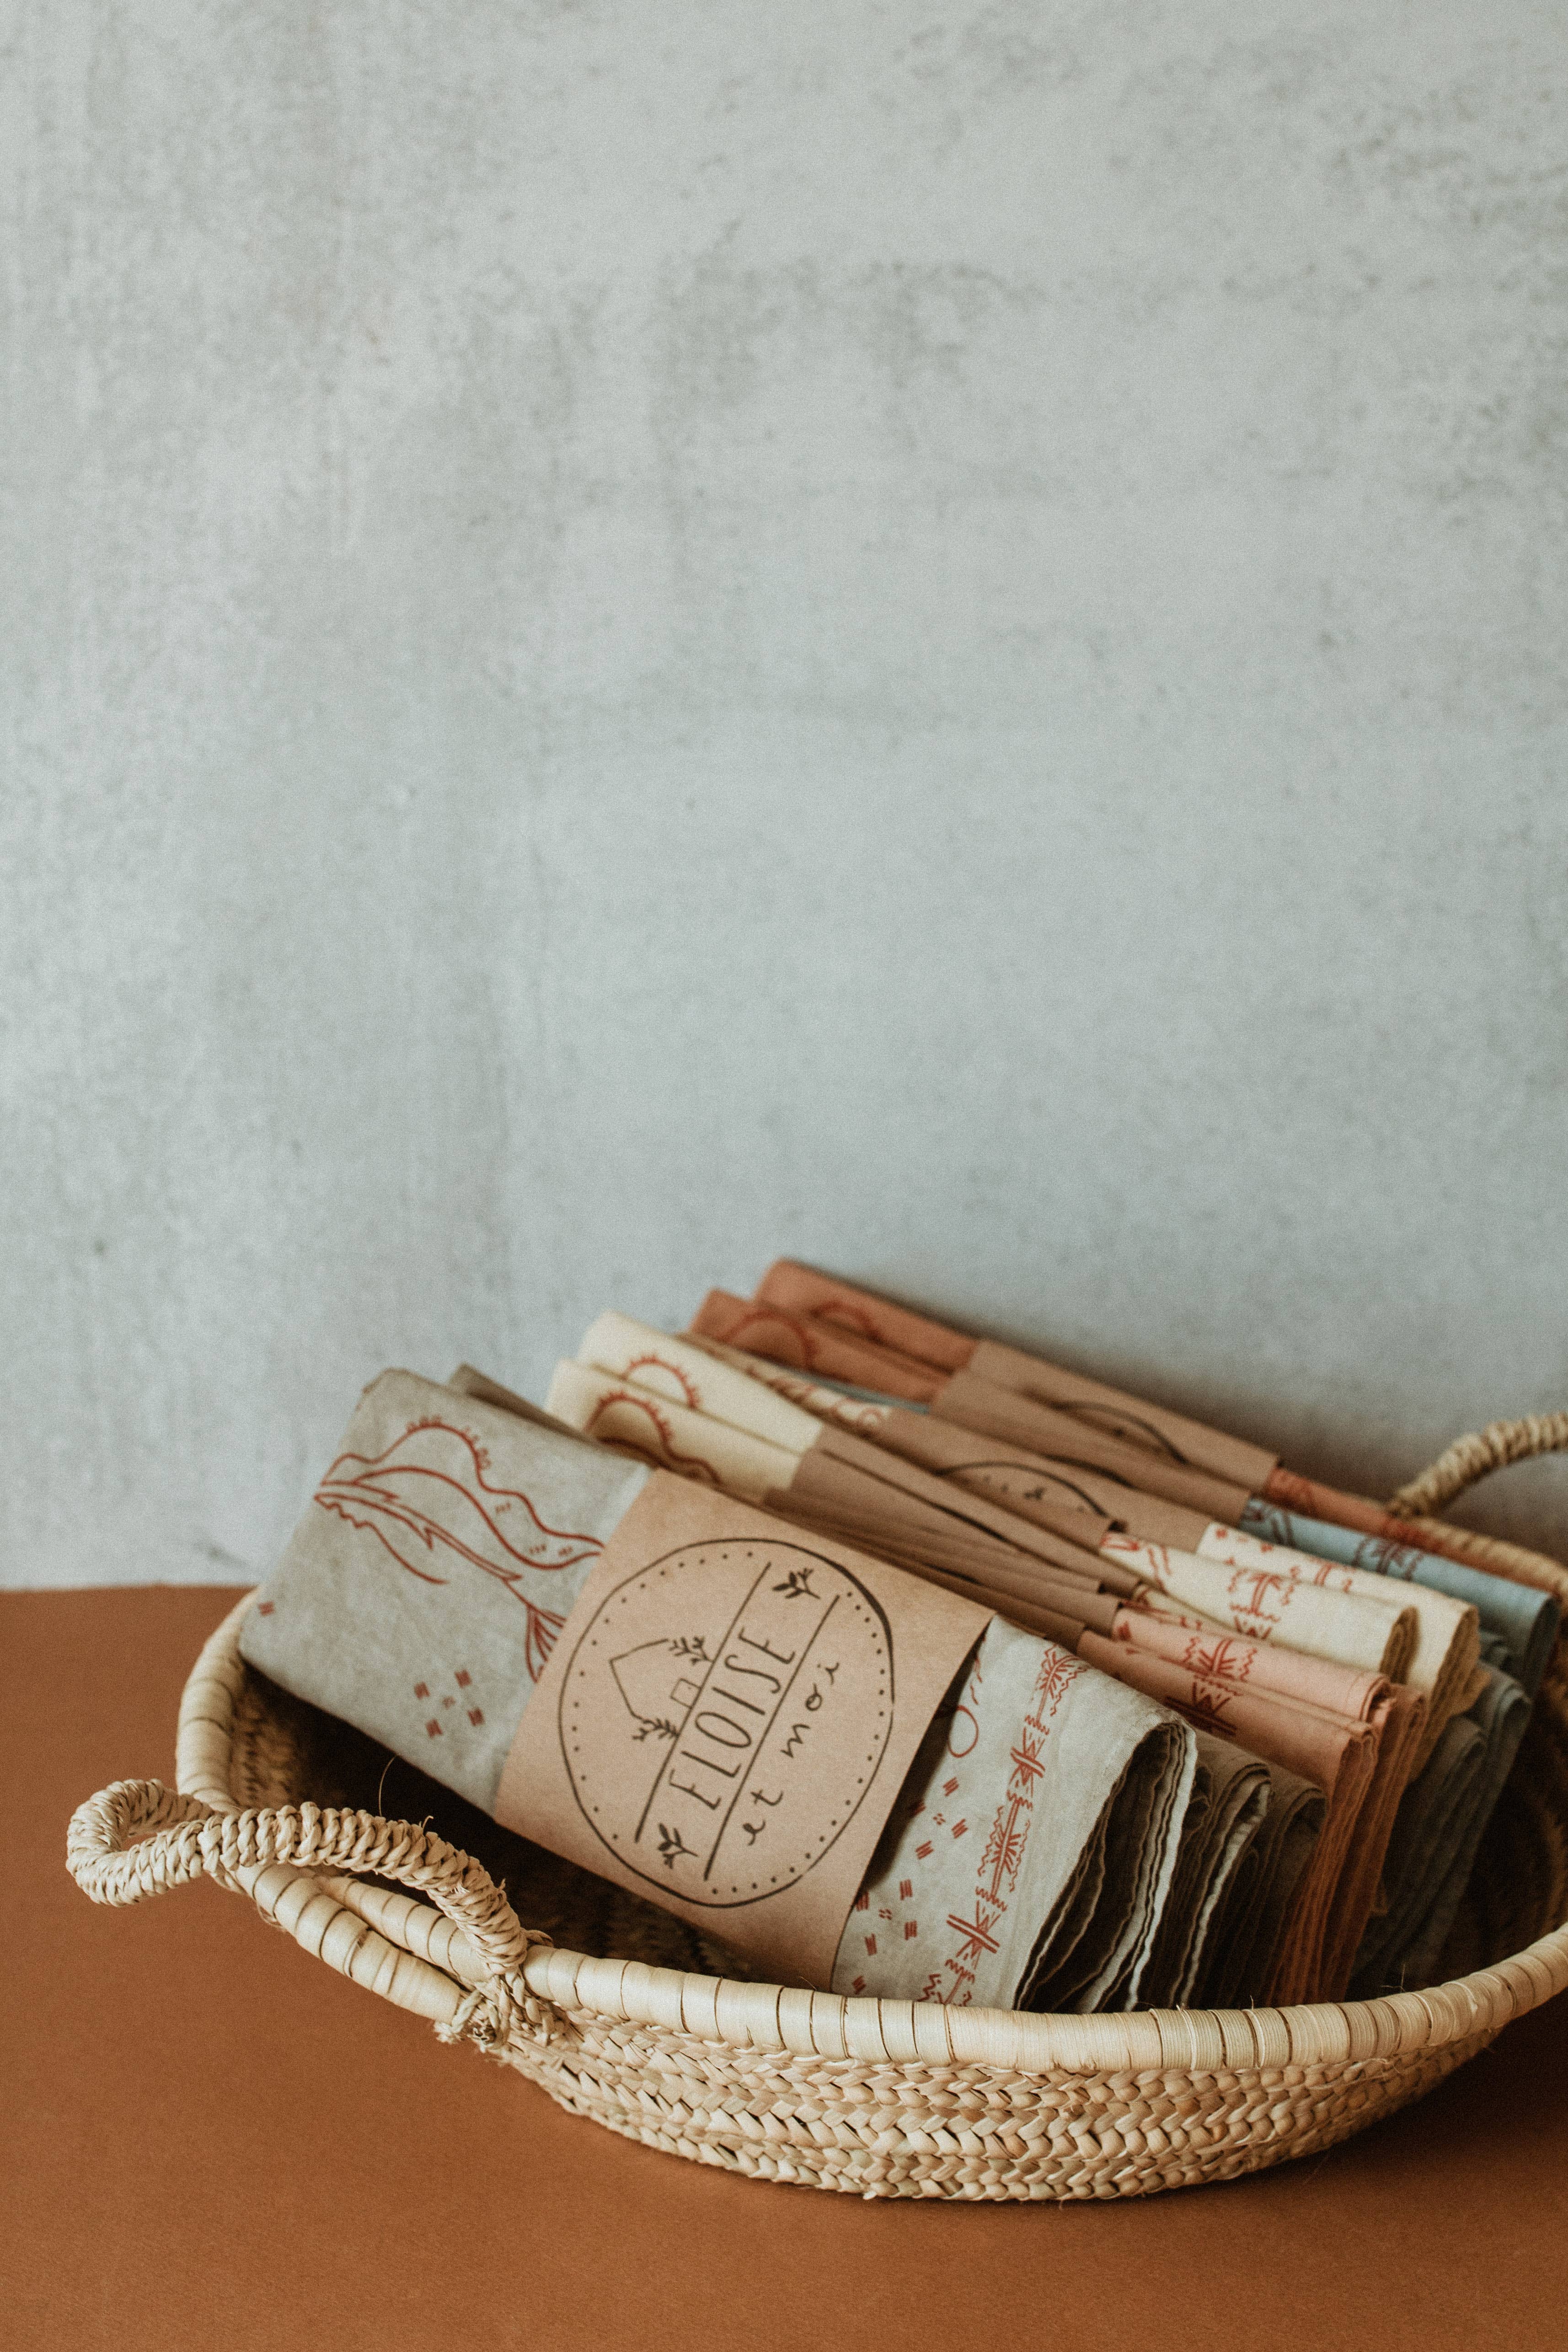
[68,1422,1568,2202]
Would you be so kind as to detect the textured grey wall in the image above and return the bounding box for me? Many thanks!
[5,3,1568,1589]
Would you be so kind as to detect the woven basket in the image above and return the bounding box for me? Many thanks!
[68,1418,1568,2202]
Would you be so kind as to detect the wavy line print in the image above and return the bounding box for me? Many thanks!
[583,1388,723,1486]
[313,1418,600,1680]
[620,1352,702,1411]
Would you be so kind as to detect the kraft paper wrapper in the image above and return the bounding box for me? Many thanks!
[782,1452,1116,1612]
[690,1291,943,1403]
[547,1346,1128,1613]
[809,1420,1124,1584]
[753,1261,1279,1490]
[495,1471,990,1989]
[761,1479,1122,1637]
[855,1411,1118,1547]
[689,1295,1253,1525]
[931,1371,1257,1523]
[867,1410,1215,1555]
[686,1333,899,1438]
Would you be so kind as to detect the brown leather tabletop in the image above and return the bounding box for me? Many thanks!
[6,1585,1568,2352]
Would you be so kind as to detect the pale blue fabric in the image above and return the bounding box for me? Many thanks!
[1239,1499,1559,1697]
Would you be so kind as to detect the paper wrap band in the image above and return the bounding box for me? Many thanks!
[495,1471,990,1988]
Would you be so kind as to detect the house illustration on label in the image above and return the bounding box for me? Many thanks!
[610,1635,711,1743]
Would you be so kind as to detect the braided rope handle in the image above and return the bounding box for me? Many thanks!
[66,1778,557,2045]
[1387,1411,1568,1520]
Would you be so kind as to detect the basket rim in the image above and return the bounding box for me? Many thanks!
[171,1590,1568,2077]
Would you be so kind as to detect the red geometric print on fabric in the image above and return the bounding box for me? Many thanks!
[580,1386,723,1486]
[926,1643,1086,2006]
[1181,1633,1253,1685]
[947,1905,1001,1962]
[313,1418,593,1680]
[1170,1683,1240,1742]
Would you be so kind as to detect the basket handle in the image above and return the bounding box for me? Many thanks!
[66,1778,557,2045]
[1387,1412,1568,1521]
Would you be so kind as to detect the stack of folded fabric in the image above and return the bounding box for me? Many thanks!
[239,1362,1199,2012]
[541,1266,1557,2004]
[231,1259,1555,2019]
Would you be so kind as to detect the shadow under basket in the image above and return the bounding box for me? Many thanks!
[67,1421,1568,2202]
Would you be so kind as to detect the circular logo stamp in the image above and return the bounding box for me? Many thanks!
[557,1537,893,1906]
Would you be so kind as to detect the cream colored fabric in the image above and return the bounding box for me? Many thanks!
[686,1333,899,1436]
[577,1312,824,1456]
[545,1359,802,1503]
[1104,1534,1418,1682]
[1193,1520,1481,1771]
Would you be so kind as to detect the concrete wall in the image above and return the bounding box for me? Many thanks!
[5,3,1568,1588]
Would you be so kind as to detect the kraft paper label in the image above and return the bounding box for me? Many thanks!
[496,1471,990,1987]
